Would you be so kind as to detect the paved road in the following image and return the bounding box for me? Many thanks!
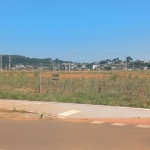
[0,118,150,150]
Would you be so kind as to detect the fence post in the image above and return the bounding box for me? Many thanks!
[39,71,42,93]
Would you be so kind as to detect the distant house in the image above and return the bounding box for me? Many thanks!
[93,65,99,70]
[144,61,150,64]
[144,67,148,70]
[136,60,142,62]
[111,67,117,70]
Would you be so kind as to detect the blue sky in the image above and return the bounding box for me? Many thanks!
[0,0,150,62]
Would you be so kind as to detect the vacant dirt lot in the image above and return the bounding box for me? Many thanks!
[3,71,150,79]
[40,71,150,79]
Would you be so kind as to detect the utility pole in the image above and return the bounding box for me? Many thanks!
[58,63,59,71]
[49,59,51,71]
[112,61,113,71]
[40,63,42,71]
[125,56,127,71]
[133,60,134,71]
[39,71,42,93]
[53,60,54,71]
[68,51,73,73]
[0,55,2,72]
[50,59,53,71]
[9,56,11,71]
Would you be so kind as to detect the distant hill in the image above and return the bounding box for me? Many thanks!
[1,55,150,71]
[2,55,68,68]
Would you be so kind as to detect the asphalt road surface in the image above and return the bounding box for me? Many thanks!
[0,118,150,150]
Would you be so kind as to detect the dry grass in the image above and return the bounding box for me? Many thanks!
[0,71,150,108]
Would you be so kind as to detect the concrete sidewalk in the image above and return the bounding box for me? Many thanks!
[0,99,150,119]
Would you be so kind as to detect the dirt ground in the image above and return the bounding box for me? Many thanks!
[3,71,150,79]
[40,71,150,79]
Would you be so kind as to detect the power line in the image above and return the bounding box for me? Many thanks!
[3,50,150,58]
[73,50,150,55]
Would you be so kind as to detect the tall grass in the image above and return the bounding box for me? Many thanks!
[0,71,150,108]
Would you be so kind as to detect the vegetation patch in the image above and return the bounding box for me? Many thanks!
[0,107,27,114]
[0,71,150,109]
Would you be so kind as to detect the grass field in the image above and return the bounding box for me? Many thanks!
[0,71,150,108]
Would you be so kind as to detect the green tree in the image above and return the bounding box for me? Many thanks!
[126,56,133,63]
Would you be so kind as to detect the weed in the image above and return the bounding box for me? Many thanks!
[0,71,150,108]
[39,113,44,119]
[0,107,27,113]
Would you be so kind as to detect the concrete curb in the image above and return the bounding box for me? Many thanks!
[0,112,57,119]
[20,113,42,119]
[0,113,40,119]
[0,113,20,118]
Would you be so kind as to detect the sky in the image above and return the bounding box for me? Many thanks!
[0,0,150,63]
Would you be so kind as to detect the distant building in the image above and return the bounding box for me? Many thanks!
[93,65,99,70]
[144,67,148,70]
